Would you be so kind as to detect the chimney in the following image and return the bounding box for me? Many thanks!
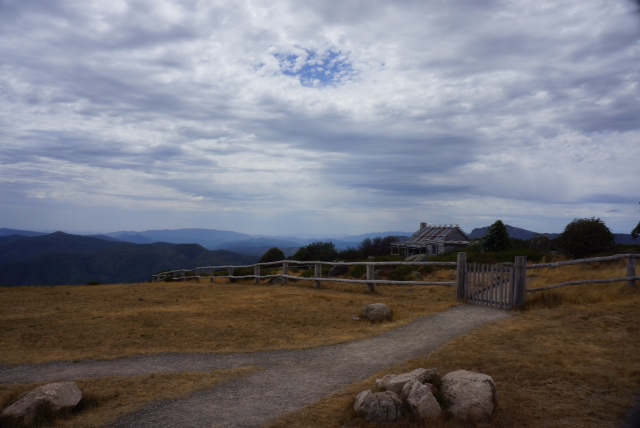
[420,222,427,229]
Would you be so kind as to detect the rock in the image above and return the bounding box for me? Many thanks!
[440,370,497,422]
[351,315,361,321]
[376,368,438,395]
[328,264,349,277]
[403,380,442,421]
[269,276,286,285]
[1,382,82,426]
[406,254,428,262]
[354,390,405,425]
[361,303,392,322]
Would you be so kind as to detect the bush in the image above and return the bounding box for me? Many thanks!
[259,247,285,263]
[351,265,366,278]
[291,241,338,262]
[558,217,615,258]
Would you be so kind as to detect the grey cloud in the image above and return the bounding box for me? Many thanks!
[1,0,638,235]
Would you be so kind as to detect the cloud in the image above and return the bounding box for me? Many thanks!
[0,0,639,235]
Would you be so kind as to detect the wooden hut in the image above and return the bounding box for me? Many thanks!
[391,222,470,257]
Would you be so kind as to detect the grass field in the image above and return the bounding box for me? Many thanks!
[1,260,639,427]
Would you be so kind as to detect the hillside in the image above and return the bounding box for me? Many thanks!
[0,233,257,286]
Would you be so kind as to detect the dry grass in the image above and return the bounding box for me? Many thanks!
[2,263,640,427]
[0,277,457,366]
[0,367,259,428]
[268,263,640,428]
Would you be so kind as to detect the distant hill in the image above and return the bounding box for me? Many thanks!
[107,228,252,248]
[0,232,257,286]
[0,228,46,237]
[468,225,556,241]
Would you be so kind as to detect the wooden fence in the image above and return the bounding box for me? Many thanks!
[526,254,640,292]
[152,253,639,309]
[152,260,457,292]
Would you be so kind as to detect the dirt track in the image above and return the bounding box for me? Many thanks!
[1,305,510,427]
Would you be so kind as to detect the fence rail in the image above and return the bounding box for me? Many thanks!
[153,260,457,292]
[526,254,639,292]
[152,253,639,301]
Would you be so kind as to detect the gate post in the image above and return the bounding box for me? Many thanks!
[456,252,467,302]
[512,256,527,308]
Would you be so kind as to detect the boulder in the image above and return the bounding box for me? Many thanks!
[1,382,82,426]
[361,303,392,322]
[405,254,428,262]
[354,390,405,425]
[376,368,438,395]
[440,370,497,422]
[403,380,442,421]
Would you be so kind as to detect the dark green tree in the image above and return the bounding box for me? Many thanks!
[291,241,338,261]
[259,247,285,263]
[632,202,640,240]
[481,220,512,252]
[358,236,399,258]
[558,217,614,257]
[337,247,363,261]
[529,234,551,253]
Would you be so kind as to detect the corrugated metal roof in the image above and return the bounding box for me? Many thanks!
[403,224,470,245]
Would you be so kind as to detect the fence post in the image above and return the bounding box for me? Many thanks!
[512,256,527,308]
[366,264,376,293]
[254,265,261,284]
[314,263,322,289]
[627,257,637,287]
[456,252,466,302]
[195,268,200,283]
[282,262,288,285]
[181,269,185,282]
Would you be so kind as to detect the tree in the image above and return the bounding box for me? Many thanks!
[358,236,399,258]
[558,217,614,257]
[529,234,551,253]
[481,220,512,252]
[632,202,640,240]
[259,247,285,263]
[291,241,338,261]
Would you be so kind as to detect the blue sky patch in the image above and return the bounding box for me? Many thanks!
[273,48,355,87]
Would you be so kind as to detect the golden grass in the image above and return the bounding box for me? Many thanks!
[0,277,458,366]
[2,263,639,427]
[267,265,640,428]
[0,367,259,428]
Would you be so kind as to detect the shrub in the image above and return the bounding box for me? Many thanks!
[259,247,285,264]
[291,241,338,262]
[558,217,614,258]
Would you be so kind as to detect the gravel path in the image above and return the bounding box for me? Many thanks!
[1,305,510,427]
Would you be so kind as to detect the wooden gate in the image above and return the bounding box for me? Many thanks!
[456,253,527,310]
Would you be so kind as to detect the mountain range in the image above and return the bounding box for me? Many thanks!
[0,224,637,286]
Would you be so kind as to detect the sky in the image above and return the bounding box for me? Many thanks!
[1,0,639,237]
